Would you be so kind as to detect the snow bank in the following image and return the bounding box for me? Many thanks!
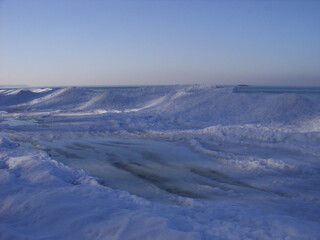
[1,85,319,126]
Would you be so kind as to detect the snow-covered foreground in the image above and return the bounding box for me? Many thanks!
[1,85,320,239]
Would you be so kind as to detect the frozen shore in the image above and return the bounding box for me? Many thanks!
[1,85,320,239]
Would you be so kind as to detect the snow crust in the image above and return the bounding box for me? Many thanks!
[1,85,320,239]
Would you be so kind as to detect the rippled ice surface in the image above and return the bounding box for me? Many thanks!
[1,118,37,126]
[39,137,257,203]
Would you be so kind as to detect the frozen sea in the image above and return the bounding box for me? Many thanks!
[0,85,320,239]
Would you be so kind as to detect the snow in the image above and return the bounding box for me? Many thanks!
[0,85,320,239]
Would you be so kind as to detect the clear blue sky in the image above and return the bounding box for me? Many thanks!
[0,0,319,86]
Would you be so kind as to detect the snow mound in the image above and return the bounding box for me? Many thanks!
[1,85,319,126]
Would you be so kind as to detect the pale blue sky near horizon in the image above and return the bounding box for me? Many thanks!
[0,0,319,86]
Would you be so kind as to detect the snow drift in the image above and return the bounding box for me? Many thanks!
[1,85,320,127]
